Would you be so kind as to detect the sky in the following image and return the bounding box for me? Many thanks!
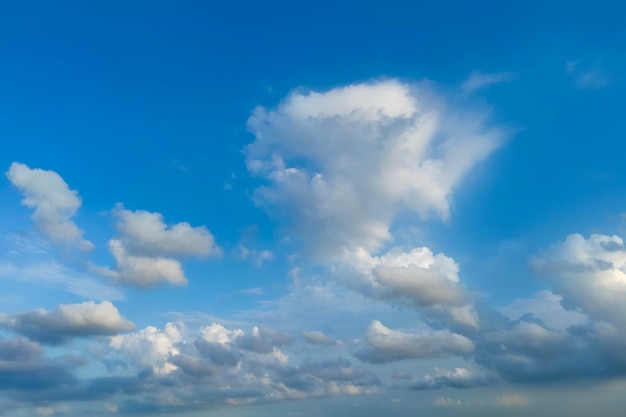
[1,1,626,416]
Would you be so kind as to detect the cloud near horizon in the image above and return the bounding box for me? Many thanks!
[3,77,626,416]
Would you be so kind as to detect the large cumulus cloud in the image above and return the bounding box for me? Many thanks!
[246,79,504,260]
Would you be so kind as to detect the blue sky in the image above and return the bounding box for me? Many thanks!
[2,1,626,416]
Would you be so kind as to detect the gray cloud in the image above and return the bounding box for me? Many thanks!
[0,338,77,392]
[0,301,134,345]
[235,327,292,354]
[410,367,498,390]
[355,320,474,363]
[302,330,335,345]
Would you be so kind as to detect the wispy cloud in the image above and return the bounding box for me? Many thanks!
[0,261,125,301]
[462,71,518,93]
[566,59,611,89]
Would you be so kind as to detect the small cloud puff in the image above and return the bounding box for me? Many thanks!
[6,162,93,250]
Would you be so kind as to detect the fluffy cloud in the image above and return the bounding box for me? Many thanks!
[94,320,381,412]
[0,301,134,344]
[473,315,626,383]
[355,320,474,363]
[334,246,478,330]
[112,204,221,258]
[246,79,504,260]
[200,322,244,345]
[340,246,468,308]
[461,233,626,383]
[95,206,221,288]
[109,322,184,375]
[102,239,187,288]
[6,163,93,250]
[532,233,626,329]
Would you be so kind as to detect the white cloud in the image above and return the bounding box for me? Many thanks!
[433,396,462,407]
[94,206,221,289]
[200,322,244,345]
[0,301,134,344]
[6,162,93,250]
[110,322,184,375]
[112,204,221,258]
[501,290,588,330]
[356,320,474,363]
[462,71,518,92]
[246,79,504,261]
[100,239,188,288]
[336,246,477,328]
[532,233,626,328]
[343,246,466,307]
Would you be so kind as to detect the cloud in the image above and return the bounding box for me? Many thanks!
[112,204,221,258]
[433,396,463,407]
[355,320,474,363]
[94,206,221,289]
[0,260,125,301]
[473,315,626,382]
[334,246,478,329]
[6,163,93,250]
[94,320,381,412]
[500,290,588,331]
[235,326,293,354]
[246,79,504,261]
[411,367,497,390]
[238,245,273,267]
[0,337,76,391]
[340,246,468,309]
[495,393,528,406]
[109,322,184,375]
[200,322,244,345]
[35,405,69,416]
[99,239,188,288]
[0,301,134,344]
[566,60,610,89]
[462,71,518,92]
[532,233,626,329]
[302,330,335,345]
